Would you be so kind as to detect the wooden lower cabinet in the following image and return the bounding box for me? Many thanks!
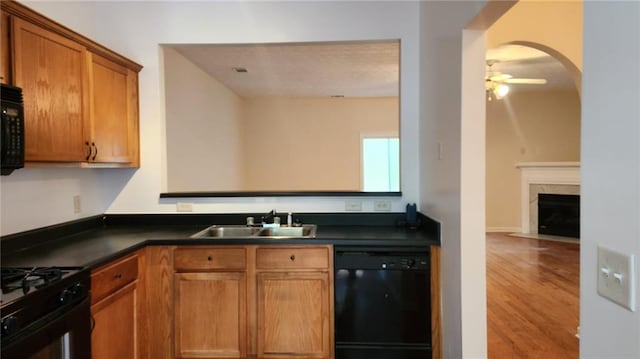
[256,271,331,359]
[92,281,138,359]
[141,245,334,359]
[90,252,141,359]
[174,272,247,358]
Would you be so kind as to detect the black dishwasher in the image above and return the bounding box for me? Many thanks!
[334,247,431,359]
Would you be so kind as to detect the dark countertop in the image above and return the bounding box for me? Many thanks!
[1,213,440,270]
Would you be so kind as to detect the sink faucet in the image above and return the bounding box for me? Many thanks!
[261,209,277,224]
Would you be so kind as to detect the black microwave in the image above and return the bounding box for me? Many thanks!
[1,84,25,175]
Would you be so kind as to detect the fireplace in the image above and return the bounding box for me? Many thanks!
[516,162,580,235]
[538,193,580,238]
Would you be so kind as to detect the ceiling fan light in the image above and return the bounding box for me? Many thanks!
[494,83,509,99]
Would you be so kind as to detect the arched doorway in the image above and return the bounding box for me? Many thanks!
[484,43,582,358]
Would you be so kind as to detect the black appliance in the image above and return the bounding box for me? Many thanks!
[1,84,25,175]
[1,267,91,359]
[334,247,431,359]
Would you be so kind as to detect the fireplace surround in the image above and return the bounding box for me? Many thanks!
[516,162,580,236]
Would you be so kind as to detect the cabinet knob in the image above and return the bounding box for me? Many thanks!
[113,273,122,279]
[207,255,213,261]
[290,254,296,261]
[85,141,92,160]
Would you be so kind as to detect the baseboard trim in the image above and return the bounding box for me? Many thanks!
[486,227,521,233]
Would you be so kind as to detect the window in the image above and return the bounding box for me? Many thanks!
[362,137,399,191]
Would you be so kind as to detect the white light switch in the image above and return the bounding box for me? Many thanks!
[597,245,636,311]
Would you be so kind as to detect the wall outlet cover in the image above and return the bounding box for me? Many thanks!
[345,200,362,211]
[373,200,392,211]
[176,202,193,212]
[73,195,81,214]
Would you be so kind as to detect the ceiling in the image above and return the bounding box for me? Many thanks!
[170,41,399,98]
[169,42,575,98]
[486,45,576,91]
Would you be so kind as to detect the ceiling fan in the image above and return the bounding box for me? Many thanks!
[485,59,547,101]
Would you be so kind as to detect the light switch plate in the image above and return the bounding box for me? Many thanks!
[597,245,636,311]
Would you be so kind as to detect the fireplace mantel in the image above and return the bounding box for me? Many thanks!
[516,162,580,234]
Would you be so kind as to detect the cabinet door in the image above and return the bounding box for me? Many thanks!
[91,281,138,359]
[175,272,247,358]
[12,17,88,162]
[257,271,330,359]
[88,53,139,164]
[1,12,9,84]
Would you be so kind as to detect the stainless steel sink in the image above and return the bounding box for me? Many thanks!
[257,226,315,237]
[190,224,317,239]
[191,225,261,238]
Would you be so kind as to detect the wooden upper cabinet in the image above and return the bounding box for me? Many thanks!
[1,0,142,167]
[12,17,89,162]
[88,53,139,165]
[1,12,10,84]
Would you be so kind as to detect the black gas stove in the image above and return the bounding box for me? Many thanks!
[0,266,91,358]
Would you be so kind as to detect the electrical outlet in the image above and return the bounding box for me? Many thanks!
[597,245,636,311]
[73,195,81,214]
[373,200,391,211]
[176,202,193,212]
[345,200,362,211]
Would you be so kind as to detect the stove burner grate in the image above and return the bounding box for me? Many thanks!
[1,267,65,295]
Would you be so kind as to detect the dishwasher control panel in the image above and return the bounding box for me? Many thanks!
[335,250,429,271]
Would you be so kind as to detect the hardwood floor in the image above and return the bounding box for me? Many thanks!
[486,233,580,359]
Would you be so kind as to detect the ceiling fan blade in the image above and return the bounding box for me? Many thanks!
[503,78,547,85]
[488,73,512,81]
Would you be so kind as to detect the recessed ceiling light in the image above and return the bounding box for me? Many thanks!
[233,67,248,73]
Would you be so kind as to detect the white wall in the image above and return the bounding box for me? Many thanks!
[420,1,488,357]
[92,0,421,214]
[164,47,245,192]
[1,1,421,233]
[580,1,640,357]
[0,1,108,236]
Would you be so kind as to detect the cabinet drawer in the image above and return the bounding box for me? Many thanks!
[174,247,246,271]
[91,254,138,304]
[256,247,330,270]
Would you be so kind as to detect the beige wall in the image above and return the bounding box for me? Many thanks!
[486,90,581,231]
[488,0,583,92]
[242,97,399,191]
[164,47,245,192]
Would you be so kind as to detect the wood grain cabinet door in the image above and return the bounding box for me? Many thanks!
[91,281,138,359]
[88,53,139,165]
[174,272,247,359]
[1,12,10,84]
[256,271,330,359]
[12,17,88,162]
